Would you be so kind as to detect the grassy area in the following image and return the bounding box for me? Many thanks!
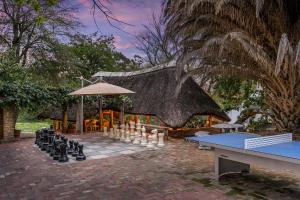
[16,119,52,133]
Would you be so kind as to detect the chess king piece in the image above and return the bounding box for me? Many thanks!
[151,129,158,145]
[157,132,165,147]
[133,131,140,144]
[120,124,125,142]
[140,126,147,146]
[46,135,54,153]
[67,140,74,154]
[72,141,79,157]
[76,144,86,161]
[59,143,69,162]
[125,123,131,143]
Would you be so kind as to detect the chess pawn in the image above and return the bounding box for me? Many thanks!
[151,129,158,145]
[72,141,79,157]
[50,138,57,157]
[109,128,114,138]
[46,135,54,153]
[129,121,135,141]
[133,131,140,144]
[67,140,74,154]
[114,125,120,140]
[140,126,147,146]
[146,133,155,149]
[53,141,61,160]
[120,124,125,141]
[76,144,86,161]
[59,143,69,162]
[136,120,141,142]
[157,132,165,147]
[103,127,108,137]
[125,124,131,143]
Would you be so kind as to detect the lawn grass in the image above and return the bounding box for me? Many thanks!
[16,119,52,133]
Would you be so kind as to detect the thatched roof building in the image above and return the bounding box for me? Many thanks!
[50,64,229,128]
[93,64,230,128]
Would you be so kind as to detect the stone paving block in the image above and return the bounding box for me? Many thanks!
[1,133,300,200]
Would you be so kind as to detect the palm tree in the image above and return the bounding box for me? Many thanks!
[164,0,300,131]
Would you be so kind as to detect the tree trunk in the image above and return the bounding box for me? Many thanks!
[265,81,300,132]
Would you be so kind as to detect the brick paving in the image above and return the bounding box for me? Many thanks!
[1,133,300,200]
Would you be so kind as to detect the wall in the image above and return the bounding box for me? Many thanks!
[1,106,15,142]
[0,108,3,140]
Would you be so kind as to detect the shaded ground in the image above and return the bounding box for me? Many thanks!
[1,133,300,200]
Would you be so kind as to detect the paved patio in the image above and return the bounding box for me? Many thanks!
[1,133,300,200]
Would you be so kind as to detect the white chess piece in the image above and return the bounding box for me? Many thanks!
[120,124,125,141]
[129,121,135,141]
[133,131,140,144]
[140,126,147,146]
[136,119,142,142]
[103,127,108,137]
[146,133,155,149]
[157,132,165,147]
[114,125,120,139]
[125,123,131,143]
[109,128,114,138]
[151,129,158,145]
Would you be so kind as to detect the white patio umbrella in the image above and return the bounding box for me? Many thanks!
[69,82,135,96]
[69,81,135,134]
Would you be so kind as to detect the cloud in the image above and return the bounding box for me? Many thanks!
[75,0,162,58]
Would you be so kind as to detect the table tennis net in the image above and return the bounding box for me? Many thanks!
[244,133,293,149]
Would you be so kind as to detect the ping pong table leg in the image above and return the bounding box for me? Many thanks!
[215,151,250,180]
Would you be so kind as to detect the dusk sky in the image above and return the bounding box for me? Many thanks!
[75,0,163,58]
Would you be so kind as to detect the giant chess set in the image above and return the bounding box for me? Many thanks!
[35,128,86,163]
[34,120,166,163]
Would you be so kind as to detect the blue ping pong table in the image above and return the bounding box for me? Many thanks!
[187,133,300,180]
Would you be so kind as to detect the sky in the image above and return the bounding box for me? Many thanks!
[74,0,163,58]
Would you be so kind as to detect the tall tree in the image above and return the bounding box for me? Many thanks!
[0,0,78,64]
[136,13,178,66]
[164,0,300,131]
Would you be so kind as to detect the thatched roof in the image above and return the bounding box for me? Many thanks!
[50,64,230,127]
[94,64,230,128]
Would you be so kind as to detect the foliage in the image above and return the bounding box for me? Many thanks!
[16,119,52,132]
[104,95,133,110]
[31,32,140,86]
[185,116,206,128]
[212,77,256,112]
[164,0,300,131]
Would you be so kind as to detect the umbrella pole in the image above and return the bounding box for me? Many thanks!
[80,79,84,135]
[99,96,103,131]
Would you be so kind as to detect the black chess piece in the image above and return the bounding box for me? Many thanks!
[76,144,86,161]
[72,141,79,157]
[38,130,44,148]
[59,143,69,162]
[53,141,61,160]
[41,134,49,151]
[67,140,74,155]
[50,138,57,157]
[46,135,55,153]
[35,130,40,145]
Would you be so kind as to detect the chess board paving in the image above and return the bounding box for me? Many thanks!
[36,136,154,165]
